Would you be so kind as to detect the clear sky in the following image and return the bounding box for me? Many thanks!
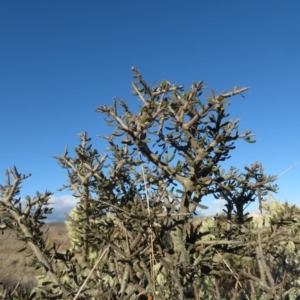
[1,1,299,221]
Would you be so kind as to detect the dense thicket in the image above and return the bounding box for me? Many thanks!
[1,67,299,299]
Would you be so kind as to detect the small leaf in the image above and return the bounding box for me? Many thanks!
[164,151,169,163]
[119,99,129,111]
[17,246,27,253]
[121,139,134,145]
[167,151,176,163]
[113,130,125,136]
[175,161,182,172]
[186,158,195,167]
[196,203,208,209]
[102,181,110,188]
[212,166,219,172]
[106,122,118,127]
[146,173,154,181]
[220,184,232,191]
[42,281,53,286]
[165,126,176,130]
[214,149,223,154]
[141,139,152,143]
[28,290,37,300]
[105,118,115,123]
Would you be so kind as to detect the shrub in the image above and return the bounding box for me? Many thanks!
[1,67,299,299]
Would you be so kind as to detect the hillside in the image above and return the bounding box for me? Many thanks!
[0,222,70,291]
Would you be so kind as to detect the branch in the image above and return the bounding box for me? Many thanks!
[1,169,68,296]
[73,246,110,300]
[238,271,272,293]
[276,161,300,179]
[220,87,249,98]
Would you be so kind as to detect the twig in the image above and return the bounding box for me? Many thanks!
[258,230,274,288]
[141,155,156,298]
[10,277,22,296]
[73,246,109,300]
[221,87,249,98]
[216,250,250,300]
[141,160,150,216]
[276,161,300,179]
[132,83,147,105]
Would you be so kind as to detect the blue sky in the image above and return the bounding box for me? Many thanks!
[1,1,299,221]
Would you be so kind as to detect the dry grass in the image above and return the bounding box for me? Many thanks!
[0,222,70,290]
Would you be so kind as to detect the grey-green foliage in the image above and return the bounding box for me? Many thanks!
[196,197,300,299]
[2,67,299,299]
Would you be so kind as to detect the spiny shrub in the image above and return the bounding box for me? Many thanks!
[1,67,299,299]
[195,198,300,299]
